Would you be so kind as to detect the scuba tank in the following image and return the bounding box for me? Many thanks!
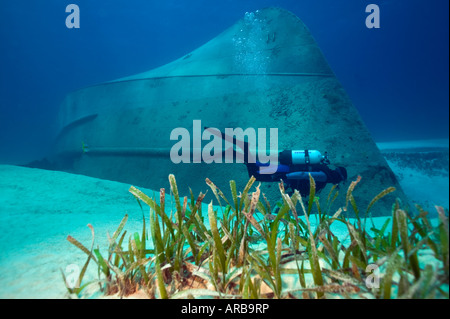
[286,171,328,182]
[279,150,329,165]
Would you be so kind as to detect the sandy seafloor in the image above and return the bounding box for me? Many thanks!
[0,139,448,299]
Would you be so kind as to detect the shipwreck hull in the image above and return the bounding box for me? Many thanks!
[52,8,408,216]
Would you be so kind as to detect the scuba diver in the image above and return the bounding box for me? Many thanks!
[205,127,347,196]
[248,149,347,196]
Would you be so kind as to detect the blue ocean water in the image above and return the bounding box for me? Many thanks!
[0,2,448,299]
[0,0,448,164]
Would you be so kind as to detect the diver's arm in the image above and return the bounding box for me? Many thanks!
[204,127,250,163]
